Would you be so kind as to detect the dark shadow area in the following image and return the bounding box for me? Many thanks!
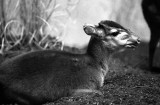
[113,41,160,73]
[150,67,160,74]
[141,0,160,72]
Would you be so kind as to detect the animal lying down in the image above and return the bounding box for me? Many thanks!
[0,20,140,105]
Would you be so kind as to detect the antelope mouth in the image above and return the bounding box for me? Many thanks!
[126,44,137,48]
[125,41,140,48]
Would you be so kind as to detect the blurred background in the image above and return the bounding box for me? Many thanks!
[0,0,159,69]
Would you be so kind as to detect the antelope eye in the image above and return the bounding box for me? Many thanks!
[111,31,120,36]
[121,34,129,40]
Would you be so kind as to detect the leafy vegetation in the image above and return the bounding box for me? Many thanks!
[0,0,80,61]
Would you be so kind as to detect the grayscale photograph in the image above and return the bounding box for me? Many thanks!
[0,0,159,105]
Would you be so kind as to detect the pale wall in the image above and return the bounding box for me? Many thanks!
[1,0,150,49]
[61,0,150,48]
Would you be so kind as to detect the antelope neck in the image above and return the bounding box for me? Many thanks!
[86,37,111,70]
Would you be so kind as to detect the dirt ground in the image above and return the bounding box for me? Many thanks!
[44,42,160,105]
[44,62,160,105]
[45,72,160,105]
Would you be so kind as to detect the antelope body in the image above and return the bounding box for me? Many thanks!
[0,20,140,105]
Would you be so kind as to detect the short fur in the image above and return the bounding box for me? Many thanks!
[0,20,140,105]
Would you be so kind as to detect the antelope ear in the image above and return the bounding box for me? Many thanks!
[83,24,97,36]
[83,24,105,38]
[98,21,113,35]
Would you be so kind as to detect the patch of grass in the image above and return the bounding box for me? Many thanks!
[0,0,80,60]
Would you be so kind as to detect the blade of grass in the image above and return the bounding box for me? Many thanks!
[36,16,52,31]
[0,37,5,54]
[4,20,19,41]
[40,0,46,9]
[36,16,53,45]
[29,30,36,44]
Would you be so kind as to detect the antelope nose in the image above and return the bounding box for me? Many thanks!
[137,38,140,44]
[131,35,140,44]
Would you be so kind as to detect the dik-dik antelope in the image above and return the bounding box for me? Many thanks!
[0,20,140,105]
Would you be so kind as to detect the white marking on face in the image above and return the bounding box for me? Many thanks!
[118,32,128,37]
[114,31,129,45]
[110,29,117,32]
[116,32,128,39]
